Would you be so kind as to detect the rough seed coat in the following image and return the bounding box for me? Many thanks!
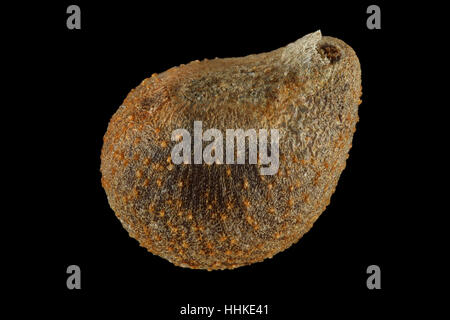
[100,31,362,270]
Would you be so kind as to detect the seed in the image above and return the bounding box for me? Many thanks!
[100,30,362,270]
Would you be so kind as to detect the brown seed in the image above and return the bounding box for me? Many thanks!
[100,31,361,270]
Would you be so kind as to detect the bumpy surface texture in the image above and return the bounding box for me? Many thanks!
[100,31,362,270]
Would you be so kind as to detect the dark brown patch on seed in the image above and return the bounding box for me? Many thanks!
[319,44,341,63]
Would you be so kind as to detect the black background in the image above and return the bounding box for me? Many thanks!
[12,0,425,317]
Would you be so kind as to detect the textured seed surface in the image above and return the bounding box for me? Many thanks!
[100,31,362,270]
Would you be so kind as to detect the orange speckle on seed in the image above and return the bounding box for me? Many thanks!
[303,193,310,203]
[170,226,178,234]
